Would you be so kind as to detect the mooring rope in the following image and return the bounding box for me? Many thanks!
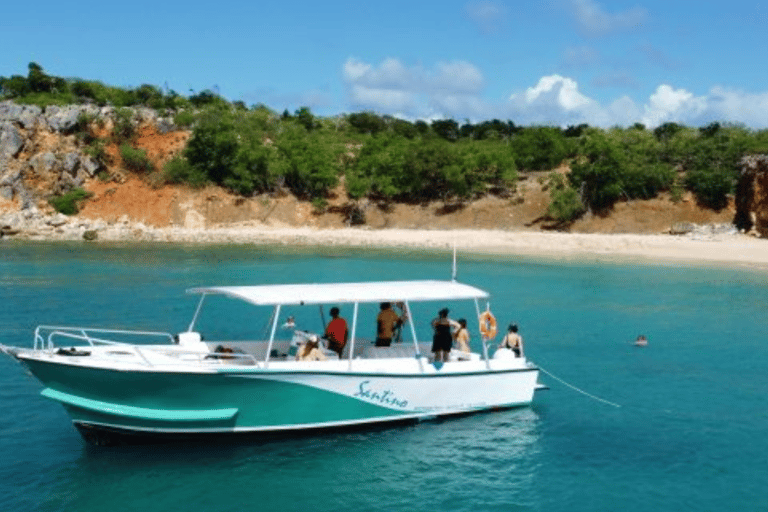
[537,364,622,408]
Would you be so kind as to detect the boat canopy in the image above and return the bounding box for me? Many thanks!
[187,280,489,306]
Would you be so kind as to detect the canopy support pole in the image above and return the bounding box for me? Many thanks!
[348,302,358,370]
[264,304,281,368]
[187,294,206,332]
[405,300,424,373]
[474,298,491,369]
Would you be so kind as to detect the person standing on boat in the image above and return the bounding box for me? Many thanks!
[324,307,348,357]
[499,323,523,357]
[454,318,470,354]
[376,302,403,347]
[431,308,455,362]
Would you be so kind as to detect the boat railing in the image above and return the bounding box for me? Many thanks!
[35,325,175,350]
[33,325,261,368]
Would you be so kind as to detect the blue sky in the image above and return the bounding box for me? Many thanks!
[2,0,767,128]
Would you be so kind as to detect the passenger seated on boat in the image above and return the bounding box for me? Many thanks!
[454,318,470,354]
[296,335,327,362]
[499,323,523,357]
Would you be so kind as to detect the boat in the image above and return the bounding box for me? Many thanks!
[0,279,542,444]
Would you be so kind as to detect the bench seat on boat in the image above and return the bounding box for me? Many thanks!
[363,345,420,359]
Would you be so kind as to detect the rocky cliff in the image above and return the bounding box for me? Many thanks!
[736,155,768,237]
[0,101,176,206]
[0,101,185,238]
[0,100,757,241]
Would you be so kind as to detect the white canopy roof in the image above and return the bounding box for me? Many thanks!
[188,280,489,306]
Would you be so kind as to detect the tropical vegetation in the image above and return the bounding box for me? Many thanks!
[3,63,768,224]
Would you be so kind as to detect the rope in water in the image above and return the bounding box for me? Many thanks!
[537,365,622,408]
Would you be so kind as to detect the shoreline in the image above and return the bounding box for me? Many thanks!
[3,213,768,268]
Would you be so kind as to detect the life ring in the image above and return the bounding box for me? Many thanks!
[479,310,497,339]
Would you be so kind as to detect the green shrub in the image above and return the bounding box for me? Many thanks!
[73,111,97,143]
[174,110,196,128]
[510,126,568,171]
[84,139,108,165]
[112,108,135,141]
[670,177,684,203]
[120,144,153,173]
[569,131,626,211]
[347,112,387,135]
[546,173,585,223]
[8,91,76,108]
[311,197,328,212]
[49,188,92,215]
[163,155,208,188]
[272,124,339,198]
[684,169,734,210]
[183,107,239,185]
[620,164,675,200]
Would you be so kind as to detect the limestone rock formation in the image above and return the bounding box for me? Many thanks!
[0,122,24,158]
[0,100,165,207]
[736,155,768,237]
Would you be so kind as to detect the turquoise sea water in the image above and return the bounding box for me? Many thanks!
[1,241,768,512]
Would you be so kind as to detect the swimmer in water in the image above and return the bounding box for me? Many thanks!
[634,335,648,347]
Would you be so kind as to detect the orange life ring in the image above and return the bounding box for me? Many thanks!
[479,310,497,339]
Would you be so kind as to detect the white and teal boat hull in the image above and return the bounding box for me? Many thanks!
[15,352,538,441]
[2,279,545,444]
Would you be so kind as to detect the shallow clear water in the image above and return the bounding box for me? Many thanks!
[2,242,768,511]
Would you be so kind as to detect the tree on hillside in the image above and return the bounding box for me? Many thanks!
[347,112,387,135]
[183,108,239,185]
[27,62,66,93]
[295,106,316,131]
[510,126,568,171]
[431,119,459,142]
[272,123,339,198]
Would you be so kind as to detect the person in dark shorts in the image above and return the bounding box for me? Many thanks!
[431,308,454,362]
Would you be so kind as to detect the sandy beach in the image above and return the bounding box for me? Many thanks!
[73,223,768,268]
[198,227,768,267]
[4,205,767,267]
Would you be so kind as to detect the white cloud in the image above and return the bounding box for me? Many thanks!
[605,96,643,126]
[343,57,484,117]
[464,1,508,34]
[644,85,768,128]
[706,86,768,126]
[341,58,768,128]
[433,61,485,94]
[348,85,416,113]
[513,75,593,111]
[570,0,647,38]
[641,84,706,127]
